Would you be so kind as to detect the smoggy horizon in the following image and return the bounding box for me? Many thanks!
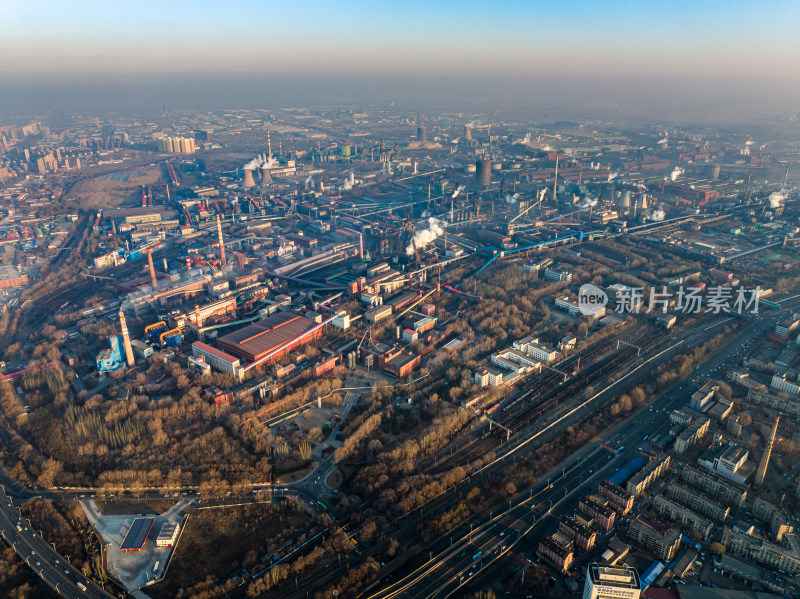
[2,1,799,121]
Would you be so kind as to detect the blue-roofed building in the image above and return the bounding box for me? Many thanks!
[639,560,665,590]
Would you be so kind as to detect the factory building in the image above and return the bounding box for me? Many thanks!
[191,341,243,380]
[216,312,322,364]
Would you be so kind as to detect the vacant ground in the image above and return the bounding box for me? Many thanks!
[149,502,309,599]
[95,499,175,516]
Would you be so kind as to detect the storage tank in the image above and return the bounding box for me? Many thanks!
[476,159,492,186]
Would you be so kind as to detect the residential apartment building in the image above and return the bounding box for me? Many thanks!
[748,388,800,418]
[652,494,713,541]
[559,515,597,552]
[627,518,682,562]
[579,495,616,532]
[673,416,710,453]
[626,454,671,497]
[538,535,574,572]
[681,463,747,508]
[722,527,800,575]
[598,480,634,515]
[690,381,718,411]
[771,373,800,396]
[544,268,573,282]
[665,480,729,522]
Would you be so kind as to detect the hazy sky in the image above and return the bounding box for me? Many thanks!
[2,0,799,119]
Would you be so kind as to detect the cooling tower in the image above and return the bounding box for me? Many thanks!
[243,168,256,188]
[119,311,135,367]
[617,190,632,214]
[260,165,272,186]
[464,126,472,141]
[417,126,428,142]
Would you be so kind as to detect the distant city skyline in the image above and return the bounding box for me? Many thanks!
[2,1,799,119]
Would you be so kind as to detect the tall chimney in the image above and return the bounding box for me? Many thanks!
[162,258,168,271]
[147,248,157,290]
[216,214,226,267]
[267,129,272,158]
[553,156,559,203]
[119,311,135,367]
[359,233,364,260]
[755,416,779,487]
[195,304,202,328]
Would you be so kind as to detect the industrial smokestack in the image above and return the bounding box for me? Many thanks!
[147,249,157,290]
[755,416,780,487]
[267,129,272,158]
[162,258,168,272]
[195,304,202,328]
[119,311,135,367]
[464,125,472,141]
[359,233,364,260]
[216,214,226,267]
[553,156,559,203]
[243,168,256,188]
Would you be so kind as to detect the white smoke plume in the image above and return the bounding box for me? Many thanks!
[608,172,618,182]
[304,175,313,190]
[505,193,520,204]
[340,172,356,192]
[538,188,547,203]
[769,191,786,209]
[670,167,684,182]
[244,153,278,170]
[406,218,444,256]
[650,208,666,222]
[581,197,599,208]
[452,185,464,199]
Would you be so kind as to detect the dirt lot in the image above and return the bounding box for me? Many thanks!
[94,500,175,516]
[67,166,164,208]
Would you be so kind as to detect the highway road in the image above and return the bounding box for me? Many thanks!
[0,486,112,599]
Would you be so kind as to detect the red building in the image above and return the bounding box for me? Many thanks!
[217,312,322,364]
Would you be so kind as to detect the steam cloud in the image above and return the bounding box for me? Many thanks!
[670,167,684,182]
[650,208,666,222]
[406,218,444,256]
[505,193,520,204]
[243,153,278,170]
[608,172,618,182]
[769,191,786,209]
